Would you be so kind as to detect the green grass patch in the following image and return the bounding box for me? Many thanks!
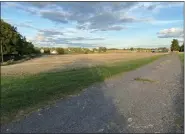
[1,55,165,124]
[178,52,184,63]
[134,77,157,83]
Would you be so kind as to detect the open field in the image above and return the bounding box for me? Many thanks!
[1,53,165,124]
[1,54,183,133]
[1,52,166,76]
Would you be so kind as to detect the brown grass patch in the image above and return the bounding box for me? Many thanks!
[1,52,166,76]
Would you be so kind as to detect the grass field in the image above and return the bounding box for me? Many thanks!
[1,53,165,124]
[1,52,165,76]
[179,52,184,63]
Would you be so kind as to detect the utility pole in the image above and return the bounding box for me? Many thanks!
[1,44,3,63]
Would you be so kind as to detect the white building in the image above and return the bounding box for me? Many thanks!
[50,50,58,54]
[40,49,44,54]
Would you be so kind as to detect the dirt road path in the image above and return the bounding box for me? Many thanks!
[1,54,184,133]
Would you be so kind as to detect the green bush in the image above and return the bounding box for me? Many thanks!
[6,59,14,65]
[98,47,107,52]
[56,48,65,54]
[44,49,50,54]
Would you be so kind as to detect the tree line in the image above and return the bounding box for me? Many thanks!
[170,39,184,52]
[0,19,40,62]
[39,47,107,54]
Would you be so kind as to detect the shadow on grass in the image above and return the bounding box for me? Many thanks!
[1,57,130,133]
[0,54,44,66]
[1,55,164,126]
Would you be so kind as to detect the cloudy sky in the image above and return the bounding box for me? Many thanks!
[1,2,184,48]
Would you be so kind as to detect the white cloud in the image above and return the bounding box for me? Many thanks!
[157,28,184,38]
[3,2,150,32]
[2,2,184,48]
[139,2,183,11]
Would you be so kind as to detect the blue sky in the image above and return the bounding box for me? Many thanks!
[1,2,184,48]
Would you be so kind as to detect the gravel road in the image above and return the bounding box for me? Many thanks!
[1,54,184,133]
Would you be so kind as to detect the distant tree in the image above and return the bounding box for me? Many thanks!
[130,47,134,51]
[158,47,168,52]
[83,48,90,54]
[137,48,141,51]
[109,48,118,50]
[180,43,184,52]
[33,47,41,54]
[170,39,180,52]
[99,47,107,52]
[56,48,64,54]
[93,48,98,52]
[44,48,50,54]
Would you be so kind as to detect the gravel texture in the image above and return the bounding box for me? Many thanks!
[1,54,184,133]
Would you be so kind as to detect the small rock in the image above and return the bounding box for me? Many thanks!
[128,118,132,123]
[98,128,104,132]
[148,124,153,128]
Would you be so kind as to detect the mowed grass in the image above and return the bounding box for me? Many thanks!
[1,54,165,124]
[179,52,184,63]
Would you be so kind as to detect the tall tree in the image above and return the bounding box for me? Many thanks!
[170,39,180,51]
[180,43,184,52]
[1,19,37,62]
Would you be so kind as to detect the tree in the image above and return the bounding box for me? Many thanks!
[93,48,98,52]
[43,48,50,54]
[98,47,107,52]
[0,19,38,62]
[180,43,184,52]
[1,44,3,62]
[170,39,180,52]
[130,47,134,51]
[56,48,64,54]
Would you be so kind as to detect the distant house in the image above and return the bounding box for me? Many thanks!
[151,49,157,53]
[40,49,44,54]
[50,50,58,54]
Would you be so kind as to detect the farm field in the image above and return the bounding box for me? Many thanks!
[1,52,166,76]
[1,1,183,133]
[1,53,166,124]
[1,53,184,133]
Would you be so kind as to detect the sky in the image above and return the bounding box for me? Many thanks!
[1,2,184,49]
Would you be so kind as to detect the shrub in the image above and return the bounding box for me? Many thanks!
[6,59,14,65]
[56,48,65,54]
[98,47,107,52]
[44,49,50,54]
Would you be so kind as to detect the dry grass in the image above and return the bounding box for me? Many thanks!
[1,54,165,124]
[1,52,166,76]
